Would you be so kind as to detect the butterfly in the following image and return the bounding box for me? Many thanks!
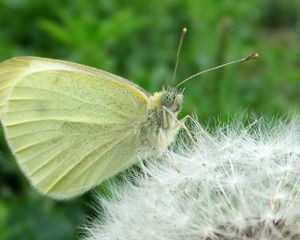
[0,56,185,199]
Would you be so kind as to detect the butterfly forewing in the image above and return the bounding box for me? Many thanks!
[0,57,149,199]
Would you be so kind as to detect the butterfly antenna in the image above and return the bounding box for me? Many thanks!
[176,53,259,88]
[172,27,188,84]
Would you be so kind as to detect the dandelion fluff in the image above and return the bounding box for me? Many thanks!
[82,117,300,240]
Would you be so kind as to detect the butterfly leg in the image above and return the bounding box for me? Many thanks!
[178,115,197,145]
[162,106,196,145]
[181,115,220,147]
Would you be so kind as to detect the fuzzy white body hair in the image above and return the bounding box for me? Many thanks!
[82,117,300,240]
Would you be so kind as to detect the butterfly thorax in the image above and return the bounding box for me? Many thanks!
[139,88,183,157]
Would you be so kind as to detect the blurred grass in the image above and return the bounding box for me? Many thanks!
[0,0,299,239]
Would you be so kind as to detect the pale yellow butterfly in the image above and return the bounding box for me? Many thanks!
[0,31,258,199]
[0,56,186,199]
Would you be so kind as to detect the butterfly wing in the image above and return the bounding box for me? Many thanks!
[0,57,149,199]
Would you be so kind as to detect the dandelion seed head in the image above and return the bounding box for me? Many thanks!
[82,117,300,240]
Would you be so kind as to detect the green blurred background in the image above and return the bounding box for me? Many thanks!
[0,0,299,239]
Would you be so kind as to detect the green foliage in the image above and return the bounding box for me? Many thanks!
[0,0,299,239]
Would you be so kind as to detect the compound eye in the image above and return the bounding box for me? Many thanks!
[161,92,175,108]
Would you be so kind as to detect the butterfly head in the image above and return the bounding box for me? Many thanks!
[160,88,183,114]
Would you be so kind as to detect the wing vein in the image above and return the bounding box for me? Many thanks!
[46,130,131,193]
[14,85,91,104]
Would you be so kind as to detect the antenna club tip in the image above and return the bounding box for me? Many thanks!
[246,53,259,61]
[182,27,188,33]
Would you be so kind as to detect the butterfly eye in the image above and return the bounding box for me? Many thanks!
[161,92,175,108]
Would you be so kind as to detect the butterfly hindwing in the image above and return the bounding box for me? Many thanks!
[0,57,149,199]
